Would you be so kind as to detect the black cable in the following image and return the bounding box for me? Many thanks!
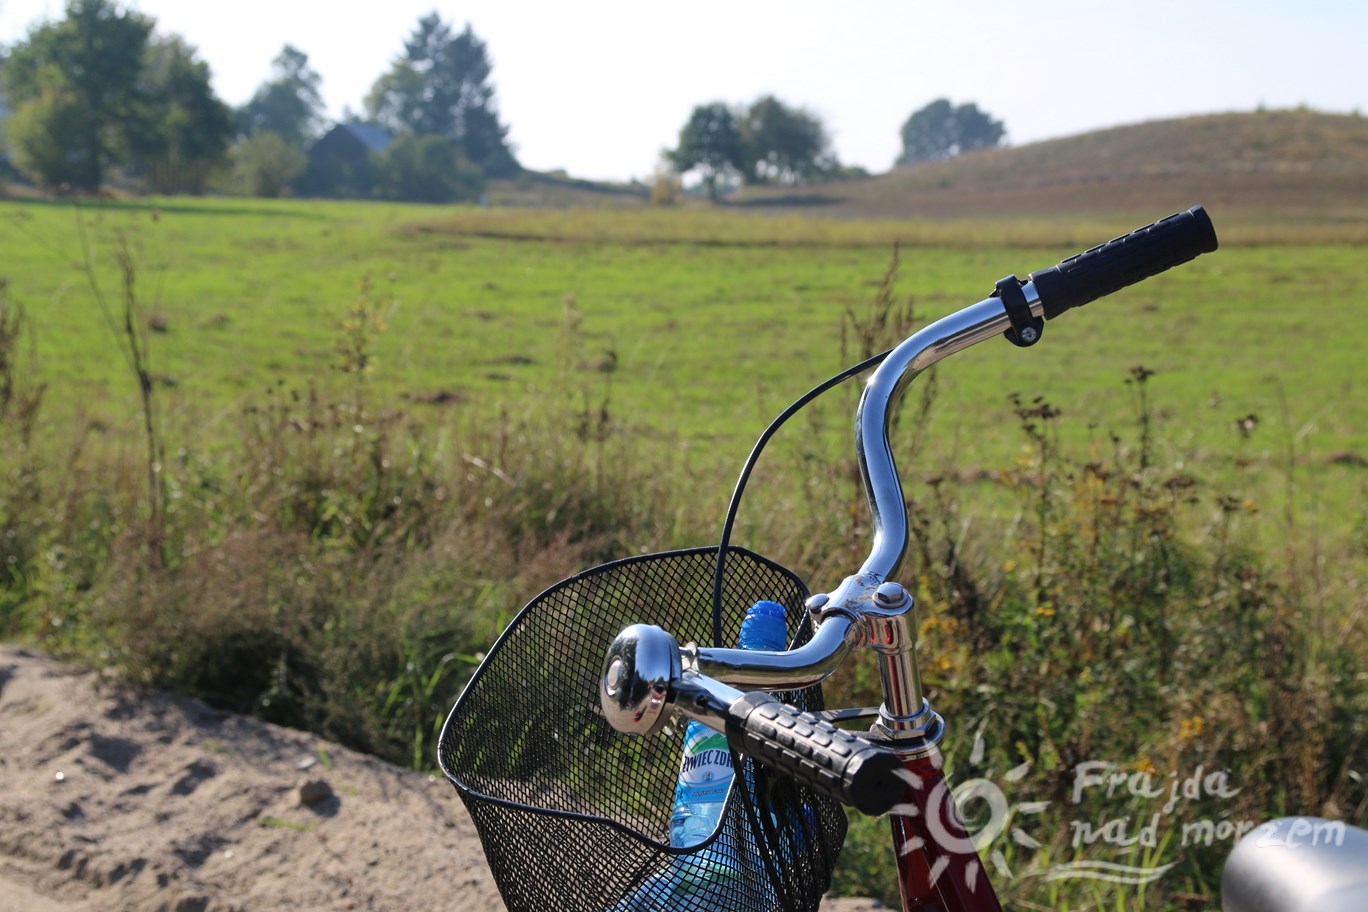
[710,348,893,647]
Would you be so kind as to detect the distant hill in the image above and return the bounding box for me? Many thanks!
[486,169,648,208]
[729,110,1368,221]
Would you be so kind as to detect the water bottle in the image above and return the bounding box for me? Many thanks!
[669,600,788,848]
[610,601,788,911]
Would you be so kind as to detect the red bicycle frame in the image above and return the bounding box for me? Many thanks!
[891,750,1003,912]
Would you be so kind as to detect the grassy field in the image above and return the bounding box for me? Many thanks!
[2,137,1366,910]
[4,196,1366,540]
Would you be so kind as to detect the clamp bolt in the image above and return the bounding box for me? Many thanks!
[1019,326,1039,343]
[804,593,830,614]
[874,581,908,607]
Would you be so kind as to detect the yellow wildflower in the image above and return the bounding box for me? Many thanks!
[1179,715,1205,740]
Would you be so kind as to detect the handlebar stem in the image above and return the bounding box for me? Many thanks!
[863,582,941,745]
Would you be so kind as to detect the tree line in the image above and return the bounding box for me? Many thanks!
[0,0,517,201]
[0,0,1007,202]
[666,96,1006,199]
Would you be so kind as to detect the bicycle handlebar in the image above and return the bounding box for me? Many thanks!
[858,205,1218,583]
[602,206,1220,813]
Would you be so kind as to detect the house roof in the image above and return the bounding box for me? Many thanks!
[335,122,393,153]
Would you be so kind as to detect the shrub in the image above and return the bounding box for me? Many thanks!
[374,134,483,204]
[227,131,307,198]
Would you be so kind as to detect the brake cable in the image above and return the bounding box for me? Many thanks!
[709,348,893,647]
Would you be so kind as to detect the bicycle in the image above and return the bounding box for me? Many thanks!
[437,207,1366,911]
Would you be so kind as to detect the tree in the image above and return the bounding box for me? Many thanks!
[374,133,483,203]
[365,15,517,176]
[135,36,233,193]
[238,45,325,147]
[3,0,154,190]
[898,99,1005,166]
[0,48,12,161]
[4,78,92,189]
[669,97,838,197]
[953,103,1007,155]
[739,95,835,185]
[667,102,744,200]
[228,131,306,198]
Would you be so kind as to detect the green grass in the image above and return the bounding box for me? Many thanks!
[4,197,1365,539]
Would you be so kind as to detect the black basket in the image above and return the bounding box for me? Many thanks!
[439,546,848,912]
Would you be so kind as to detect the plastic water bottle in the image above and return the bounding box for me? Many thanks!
[669,600,788,848]
[610,601,788,911]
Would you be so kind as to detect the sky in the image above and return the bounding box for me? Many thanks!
[2,0,1365,183]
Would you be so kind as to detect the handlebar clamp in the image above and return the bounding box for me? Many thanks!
[996,275,1044,347]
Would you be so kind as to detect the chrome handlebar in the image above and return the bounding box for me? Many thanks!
[600,287,1041,752]
[600,205,1220,804]
[856,285,1043,581]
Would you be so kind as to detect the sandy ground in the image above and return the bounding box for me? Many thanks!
[0,646,882,911]
[0,645,504,912]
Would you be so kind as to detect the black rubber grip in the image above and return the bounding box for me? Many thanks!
[724,692,904,816]
[1030,205,1218,320]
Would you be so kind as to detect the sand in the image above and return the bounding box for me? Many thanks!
[0,645,502,911]
[0,646,882,911]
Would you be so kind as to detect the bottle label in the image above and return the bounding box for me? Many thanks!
[678,729,733,799]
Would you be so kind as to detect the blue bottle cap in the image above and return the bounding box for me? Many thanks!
[747,600,787,620]
[739,600,788,651]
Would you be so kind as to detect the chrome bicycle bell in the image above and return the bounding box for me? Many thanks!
[600,624,682,737]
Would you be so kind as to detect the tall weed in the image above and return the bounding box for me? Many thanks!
[0,281,48,630]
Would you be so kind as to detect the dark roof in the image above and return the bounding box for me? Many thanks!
[334,122,393,153]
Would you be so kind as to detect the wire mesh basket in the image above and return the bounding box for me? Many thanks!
[439,546,848,912]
